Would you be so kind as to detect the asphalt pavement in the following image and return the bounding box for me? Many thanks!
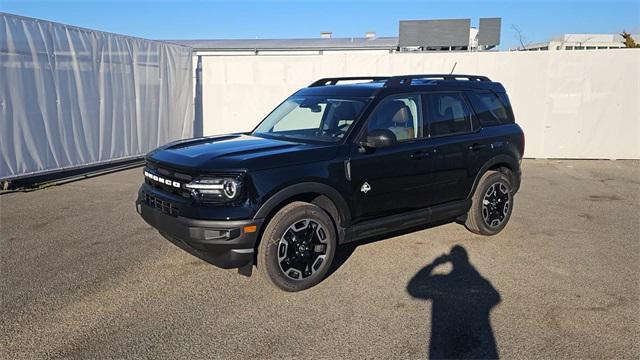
[1,159,639,359]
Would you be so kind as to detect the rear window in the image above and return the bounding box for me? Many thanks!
[468,91,512,126]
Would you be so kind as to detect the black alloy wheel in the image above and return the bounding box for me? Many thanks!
[465,170,514,236]
[277,219,328,280]
[481,182,511,228]
[258,202,337,291]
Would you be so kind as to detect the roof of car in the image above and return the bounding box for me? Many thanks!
[296,75,506,97]
[295,82,384,97]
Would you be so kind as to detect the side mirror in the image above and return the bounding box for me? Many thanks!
[360,129,398,150]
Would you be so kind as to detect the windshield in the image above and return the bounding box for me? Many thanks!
[252,95,370,142]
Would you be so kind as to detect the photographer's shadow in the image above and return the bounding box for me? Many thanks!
[407,245,501,359]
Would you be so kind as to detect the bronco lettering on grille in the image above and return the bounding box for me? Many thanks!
[144,171,182,188]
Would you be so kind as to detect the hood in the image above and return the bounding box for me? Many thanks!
[148,134,339,173]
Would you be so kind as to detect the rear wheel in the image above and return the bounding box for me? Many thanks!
[465,170,514,235]
[258,202,336,291]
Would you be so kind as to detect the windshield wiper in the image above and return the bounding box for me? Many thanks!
[254,132,336,144]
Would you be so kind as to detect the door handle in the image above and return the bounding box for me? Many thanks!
[410,151,429,160]
[468,143,487,151]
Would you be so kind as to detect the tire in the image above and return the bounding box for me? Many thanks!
[465,170,514,236]
[258,201,337,292]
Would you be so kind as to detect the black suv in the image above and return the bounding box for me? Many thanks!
[136,74,524,291]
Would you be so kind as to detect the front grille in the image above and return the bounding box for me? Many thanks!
[145,194,179,217]
[144,164,193,199]
[145,177,191,199]
[146,162,193,182]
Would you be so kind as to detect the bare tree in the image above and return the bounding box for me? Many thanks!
[511,24,528,50]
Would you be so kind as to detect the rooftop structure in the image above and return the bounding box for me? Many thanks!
[165,18,501,55]
[166,36,399,54]
[514,33,638,51]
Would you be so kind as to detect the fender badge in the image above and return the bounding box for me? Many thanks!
[361,182,371,194]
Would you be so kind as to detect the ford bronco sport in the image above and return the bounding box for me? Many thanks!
[136,74,524,291]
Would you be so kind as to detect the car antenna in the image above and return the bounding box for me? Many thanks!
[449,62,457,74]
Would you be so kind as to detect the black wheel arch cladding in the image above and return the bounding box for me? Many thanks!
[254,182,350,226]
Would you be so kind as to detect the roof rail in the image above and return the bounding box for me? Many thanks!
[385,74,491,87]
[309,76,389,87]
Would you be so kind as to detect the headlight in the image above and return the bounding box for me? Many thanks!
[185,176,242,202]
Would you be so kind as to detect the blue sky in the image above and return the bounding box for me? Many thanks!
[1,0,639,49]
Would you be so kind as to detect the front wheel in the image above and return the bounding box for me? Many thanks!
[465,170,514,235]
[258,202,336,292]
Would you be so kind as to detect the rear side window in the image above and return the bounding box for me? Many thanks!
[424,92,472,137]
[468,92,512,126]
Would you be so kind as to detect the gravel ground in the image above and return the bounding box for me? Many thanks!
[1,159,639,359]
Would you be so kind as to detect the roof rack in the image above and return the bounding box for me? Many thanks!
[308,76,389,87]
[384,74,491,87]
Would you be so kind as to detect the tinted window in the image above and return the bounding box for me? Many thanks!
[496,93,515,123]
[424,93,472,137]
[468,92,510,126]
[367,94,422,142]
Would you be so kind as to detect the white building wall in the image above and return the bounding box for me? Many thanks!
[201,50,640,159]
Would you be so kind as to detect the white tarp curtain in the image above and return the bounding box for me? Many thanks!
[0,13,194,180]
[201,50,640,159]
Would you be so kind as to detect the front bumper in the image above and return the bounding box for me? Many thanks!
[136,194,263,269]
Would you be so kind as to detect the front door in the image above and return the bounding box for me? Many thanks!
[348,93,432,223]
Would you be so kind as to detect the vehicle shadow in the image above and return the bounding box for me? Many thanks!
[407,245,501,359]
[159,231,225,267]
[327,219,456,279]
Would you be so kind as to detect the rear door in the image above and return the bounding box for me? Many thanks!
[348,93,433,222]
[422,91,483,205]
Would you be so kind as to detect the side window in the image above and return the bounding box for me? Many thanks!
[467,92,510,127]
[424,92,472,137]
[367,94,422,142]
[321,100,366,135]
